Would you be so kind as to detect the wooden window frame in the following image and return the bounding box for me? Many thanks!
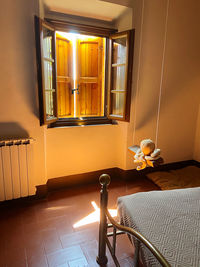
[35,17,58,125]
[107,30,135,122]
[35,17,134,127]
[45,18,116,38]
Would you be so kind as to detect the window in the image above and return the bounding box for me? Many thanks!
[56,32,105,118]
[35,17,134,127]
[108,31,134,121]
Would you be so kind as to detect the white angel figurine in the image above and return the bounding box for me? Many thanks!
[134,139,162,170]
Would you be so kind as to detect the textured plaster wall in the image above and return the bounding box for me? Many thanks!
[0,0,46,193]
[0,0,199,193]
[126,0,200,169]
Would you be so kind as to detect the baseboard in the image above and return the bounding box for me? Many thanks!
[109,159,200,180]
[1,159,199,204]
[0,194,37,207]
[135,159,200,176]
[35,167,124,198]
[41,167,120,193]
[35,159,200,198]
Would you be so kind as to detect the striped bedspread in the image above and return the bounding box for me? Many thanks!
[118,187,200,266]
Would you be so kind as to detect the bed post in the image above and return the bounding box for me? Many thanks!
[96,174,110,266]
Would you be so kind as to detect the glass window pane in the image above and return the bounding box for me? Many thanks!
[44,61,53,89]
[112,37,127,64]
[43,28,53,59]
[112,66,125,91]
[111,93,124,116]
[45,91,54,117]
[42,25,56,120]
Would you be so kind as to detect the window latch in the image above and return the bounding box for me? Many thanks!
[72,85,80,94]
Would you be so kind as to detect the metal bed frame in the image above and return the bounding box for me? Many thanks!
[96,174,170,267]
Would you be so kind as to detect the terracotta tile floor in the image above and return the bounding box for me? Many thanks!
[0,176,159,267]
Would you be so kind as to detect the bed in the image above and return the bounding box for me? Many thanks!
[96,174,200,267]
[118,187,200,266]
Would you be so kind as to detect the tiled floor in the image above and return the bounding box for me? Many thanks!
[0,176,159,267]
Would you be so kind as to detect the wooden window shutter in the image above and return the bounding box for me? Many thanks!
[107,29,135,121]
[77,37,105,117]
[35,16,58,125]
[56,34,73,117]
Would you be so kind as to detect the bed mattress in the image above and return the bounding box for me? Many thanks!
[118,187,200,266]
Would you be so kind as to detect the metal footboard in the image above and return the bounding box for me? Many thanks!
[96,174,170,267]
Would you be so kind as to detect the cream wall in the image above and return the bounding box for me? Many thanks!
[46,125,122,178]
[43,6,128,179]
[0,0,46,192]
[45,0,200,177]
[126,0,200,169]
[0,0,124,188]
[0,0,199,192]
[114,7,132,31]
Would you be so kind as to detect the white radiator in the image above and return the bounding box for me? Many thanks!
[0,138,35,201]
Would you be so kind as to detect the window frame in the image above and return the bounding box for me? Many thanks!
[35,17,134,127]
[45,18,117,38]
[49,37,112,128]
[107,30,135,122]
[35,16,58,125]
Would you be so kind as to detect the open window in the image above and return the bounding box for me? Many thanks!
[35,17,58,125]
[107,30,134,121]
[55,32,105,118]
[35,17,134,126]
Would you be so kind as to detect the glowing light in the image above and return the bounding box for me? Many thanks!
[55,31,102,118]
[56,31,98,41]
[91,201,98,210]
[73,201,117,228]
[73,38,77,117]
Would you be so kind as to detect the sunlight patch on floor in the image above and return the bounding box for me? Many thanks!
[73,201,117,228]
